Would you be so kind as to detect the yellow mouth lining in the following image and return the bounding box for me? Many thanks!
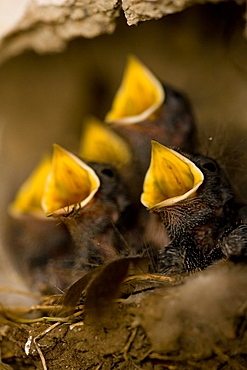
[79,116,132,169]
[42,144,100,216]
[141,141,204,210]
[9,155,51,218]
[105,55,164,124]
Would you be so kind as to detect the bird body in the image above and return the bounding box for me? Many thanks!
[57,162,133,267]
[6,155,72,292]
[141,141,236,275]
[42,145,142,275]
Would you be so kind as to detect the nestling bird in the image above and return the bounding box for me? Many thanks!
[7,130,142,291]
[79,115,132,173]
[141,140,243,275]
[42,144,141,276]
[105,55,197,188]
[6,155,72,292]
[79,115,135,204]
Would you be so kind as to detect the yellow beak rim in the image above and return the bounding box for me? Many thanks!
[42,144,100,216]
[105,55,164,125]
[141,141,204,210]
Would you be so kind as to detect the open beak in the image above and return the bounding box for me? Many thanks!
[42,144,100,216]
[141,141,204,210]
[105,55,164,124]
[9,155,51,218]
[79,116,132,169]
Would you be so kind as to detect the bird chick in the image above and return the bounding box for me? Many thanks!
[79,115,132,173]
[79,116,135,204]
[6,155,72,292]
[141,141,238,275]
[105,55,196,179]
[42,144,136,274]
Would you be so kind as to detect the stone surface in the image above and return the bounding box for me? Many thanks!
[0,0,245,62]
[0,0,120,63]
[122,0,243,25]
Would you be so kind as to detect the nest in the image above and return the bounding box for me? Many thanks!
[0,257,247,369]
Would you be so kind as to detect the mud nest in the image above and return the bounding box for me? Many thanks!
[0,257,247,370]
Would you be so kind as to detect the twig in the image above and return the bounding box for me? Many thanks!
[33,322,61,370]
[95,363,102,370]
[0,304,63,317]
[0,287,42,300]
[122,327,138,361]
[213,345,230,363]
[124,274,175,283]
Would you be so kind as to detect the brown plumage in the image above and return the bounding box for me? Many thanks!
[42,145,143,285]
[141,141,245,275]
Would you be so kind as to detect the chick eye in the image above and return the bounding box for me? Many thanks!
[101,168,114,177]
[202,161,217,172]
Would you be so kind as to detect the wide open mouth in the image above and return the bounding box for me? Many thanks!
[9,155,51,218]
[141,141,204,210]
[79,116,132,169]
[105,55,164,124]
[42,144,100,216]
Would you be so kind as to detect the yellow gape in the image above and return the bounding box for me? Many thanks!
[79,116,132,169]
[105,55,164,124]
[141,141,204,210]
[9,155,51,218]
[42,144,100,216]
